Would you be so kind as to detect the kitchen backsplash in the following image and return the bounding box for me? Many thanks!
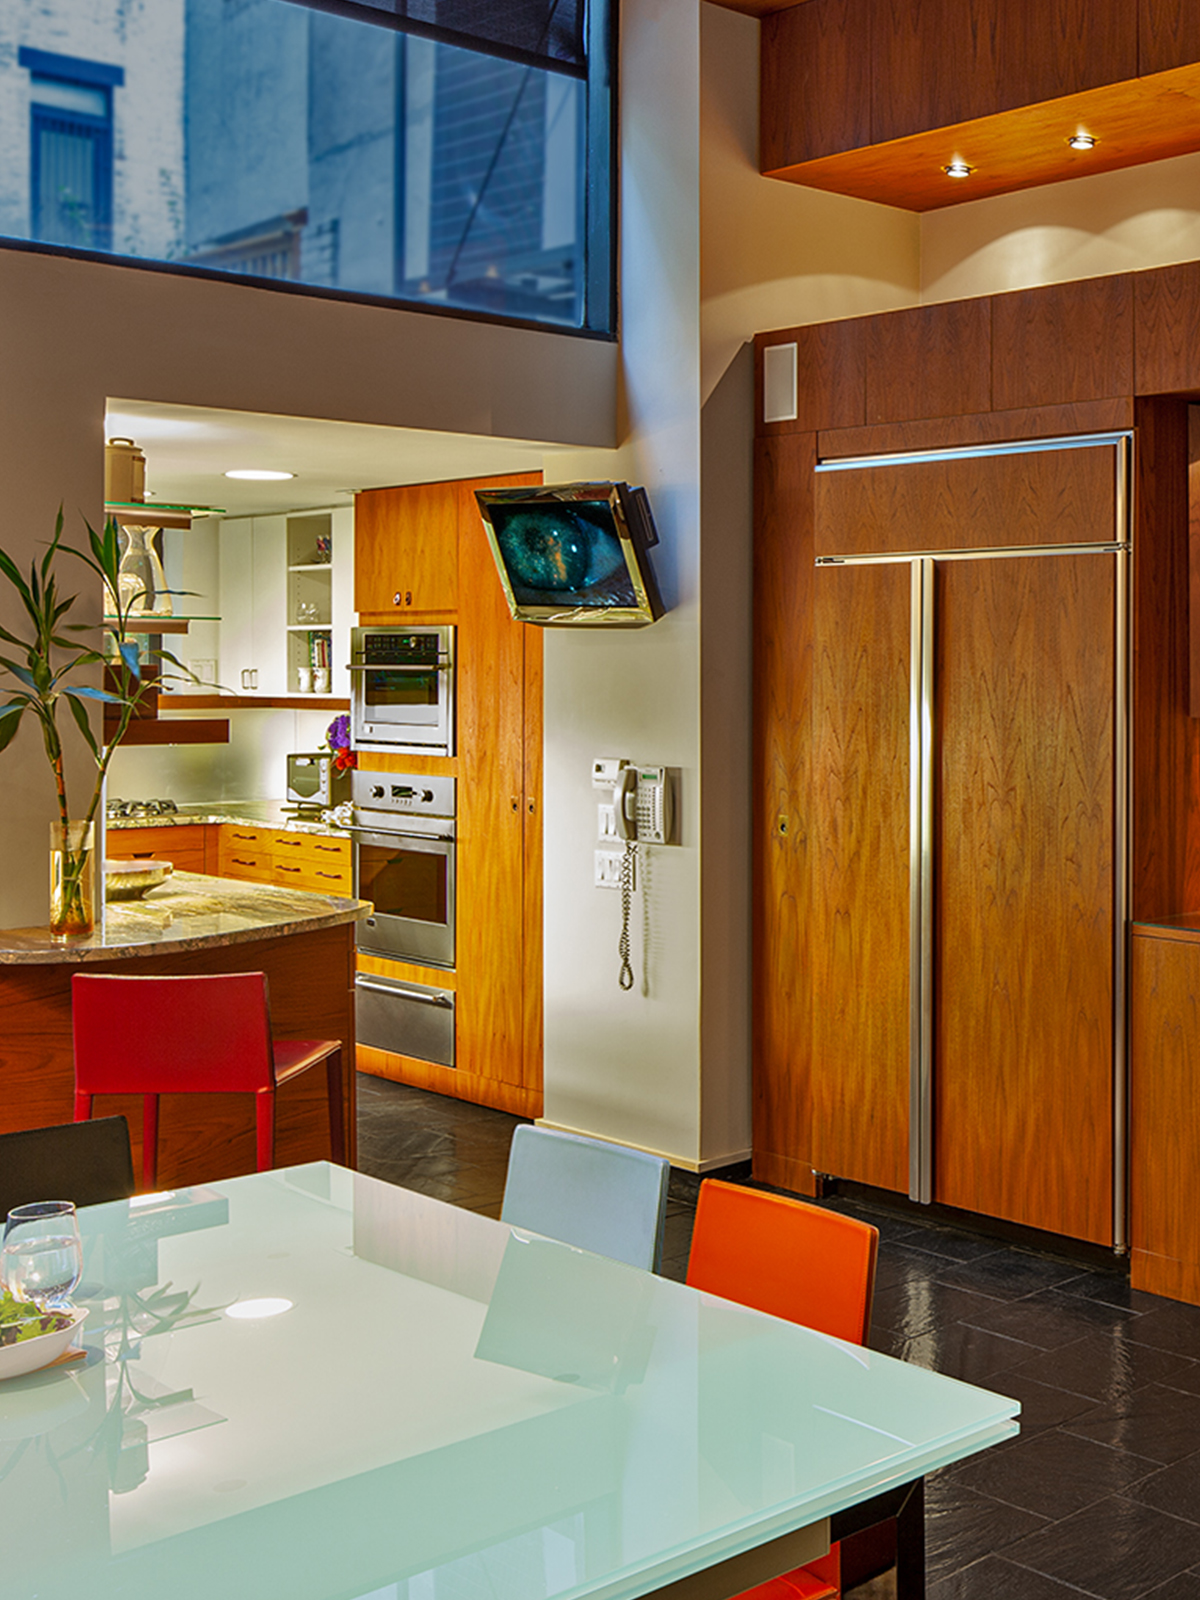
[107,706,336,804]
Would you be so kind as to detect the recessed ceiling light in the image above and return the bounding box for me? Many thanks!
[1067,133,1097,151]
[224,469,295,482]
[943,160,974,179]
[225,1298,293,1319]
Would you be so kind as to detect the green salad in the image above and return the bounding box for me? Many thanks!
[0,1288,70,1347]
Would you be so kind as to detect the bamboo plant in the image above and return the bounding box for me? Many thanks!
[0,510,187,932]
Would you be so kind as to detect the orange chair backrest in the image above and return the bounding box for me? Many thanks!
[686,1180,878,1346]
[72,972,277,1095]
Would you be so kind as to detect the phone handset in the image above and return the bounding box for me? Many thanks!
[613,766,638,841]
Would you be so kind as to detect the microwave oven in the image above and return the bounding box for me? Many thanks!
[350,626,455,756]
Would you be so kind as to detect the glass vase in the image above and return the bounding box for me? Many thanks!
[49,821,96,939]
[116,524,172,616]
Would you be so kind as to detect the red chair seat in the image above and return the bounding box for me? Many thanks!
[72,972,346,1188]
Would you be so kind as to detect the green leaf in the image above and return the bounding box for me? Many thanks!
[0,705,25,753]
[65,693,98,758]
[64,685,125,705]
[118,640,141,680]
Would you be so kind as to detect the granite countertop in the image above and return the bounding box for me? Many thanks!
[0,872,370,965]
[107,801,351,838]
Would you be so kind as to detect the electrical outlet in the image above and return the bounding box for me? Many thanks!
[597,802,617,838]
[594,848,623,889]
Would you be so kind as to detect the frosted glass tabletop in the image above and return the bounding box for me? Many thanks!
[0,1165,1017,1600]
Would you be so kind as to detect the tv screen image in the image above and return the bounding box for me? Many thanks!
[475,482,665,627]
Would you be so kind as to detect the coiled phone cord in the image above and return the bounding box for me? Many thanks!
[618,840,637,991]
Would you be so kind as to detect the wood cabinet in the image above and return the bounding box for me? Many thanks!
[106,824,211,875]
[760,0,1200,211]
[355,482,459,617]
[216,824,351,895]
[353,472,542,1118]
[753,272,1200,1257]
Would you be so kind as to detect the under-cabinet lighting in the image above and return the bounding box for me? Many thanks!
[943,160,974,178]
[224,469,295,481]
[1067,133,1098,151]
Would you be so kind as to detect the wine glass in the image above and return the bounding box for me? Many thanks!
[2,1201,83,1310]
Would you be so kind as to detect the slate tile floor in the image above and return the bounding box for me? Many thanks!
[356,1074,1200,1600]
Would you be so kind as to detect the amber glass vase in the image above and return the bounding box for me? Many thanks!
[49,820,96,938]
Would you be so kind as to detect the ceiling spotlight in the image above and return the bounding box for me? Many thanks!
[943,160,974,179]
[1067,133,1097,151]
[224,468,295,481]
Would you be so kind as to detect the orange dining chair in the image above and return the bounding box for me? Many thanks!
[72,972,346,1189]
[686,1180,881,1600]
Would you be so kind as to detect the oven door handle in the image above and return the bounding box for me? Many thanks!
[346,661,451,672]
[347,826,455,844]
[355,977,454,1008]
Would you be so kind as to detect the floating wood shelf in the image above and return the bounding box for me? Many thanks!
[163,695,350,712]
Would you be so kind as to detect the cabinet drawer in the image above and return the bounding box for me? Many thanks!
[222,825,267,851]
[218,848,272,882]
[109,825,207,874]
[269,832,351,869]
[270,858,351,893]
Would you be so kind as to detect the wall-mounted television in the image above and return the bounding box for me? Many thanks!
[475,482,666,627]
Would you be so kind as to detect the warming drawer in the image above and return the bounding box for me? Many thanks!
[355,972,455,1068]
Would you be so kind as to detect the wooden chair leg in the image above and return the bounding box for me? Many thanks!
[256,1090,275,1171]
[326,1049,346,1165]
[142,1094,159,1190]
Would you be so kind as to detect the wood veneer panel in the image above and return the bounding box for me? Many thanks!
[1129,398,1200,918]
[766,65,1200,213]
[755,321,867,437]
[809,561,911,1195]
[356,1042,540,1119]
[761,0,871,169]
[995,0,1133,111]
[752,434,816,1186]
[455,474,541,1097]
[1130,930,1200,1303]
[991,276,1134,411]
[1190,410,1200,721]
[1135,262,1200,397]
[1139,0,1200,76]
[864,302,991,424]
[0,923,357,1186]
[354,481,459,616]
[819,398,1135,460]
[814,442,1118,559]
[934,553,1115,1244]
[871,0,1004,145]
[521,622,544,1101]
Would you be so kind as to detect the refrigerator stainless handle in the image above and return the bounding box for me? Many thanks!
[909,557,936,1205]
[355,977,453,1009]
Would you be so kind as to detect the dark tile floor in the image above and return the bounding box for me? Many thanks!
[356,1074,1200,1600]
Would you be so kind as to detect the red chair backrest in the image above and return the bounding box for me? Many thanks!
[72,972,276,1096]
[686,1180,878,1345]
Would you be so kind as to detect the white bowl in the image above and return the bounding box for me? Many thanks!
[0,1308,88,1382]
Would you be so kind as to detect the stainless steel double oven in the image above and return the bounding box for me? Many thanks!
[352,770,456,1068]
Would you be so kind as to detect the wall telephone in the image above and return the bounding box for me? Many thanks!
[612,765,673,844]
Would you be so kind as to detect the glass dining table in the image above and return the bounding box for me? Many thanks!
[0,1164,1018,1600]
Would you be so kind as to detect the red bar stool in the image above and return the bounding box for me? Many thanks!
[72,972,346,1189]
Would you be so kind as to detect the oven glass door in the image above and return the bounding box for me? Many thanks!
[361,667,442,726]
[355,830,455,968]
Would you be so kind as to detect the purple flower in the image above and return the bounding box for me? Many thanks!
[326,714,351,751]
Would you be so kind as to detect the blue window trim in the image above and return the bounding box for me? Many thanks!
[18,47,124,88]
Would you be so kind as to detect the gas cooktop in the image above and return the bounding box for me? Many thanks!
[106,797,179,820]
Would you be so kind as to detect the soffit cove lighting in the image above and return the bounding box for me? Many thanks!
[1067,133,1098,151]
[943,159,974,179]
[224,469,295,481]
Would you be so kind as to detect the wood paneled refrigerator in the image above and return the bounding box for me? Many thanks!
[809,433,1129,1247]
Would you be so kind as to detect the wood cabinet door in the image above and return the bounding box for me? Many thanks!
[934,552,1116,1244]
[810,561,913,1195]
[354,482,459,617]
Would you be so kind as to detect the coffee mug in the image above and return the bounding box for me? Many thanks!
[296,667,313,693]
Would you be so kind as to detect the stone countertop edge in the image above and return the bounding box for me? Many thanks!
[107,802,351,838]
[0,873,372,965]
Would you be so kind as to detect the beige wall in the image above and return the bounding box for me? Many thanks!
[0,248,618,930]
[921,149,1200,302]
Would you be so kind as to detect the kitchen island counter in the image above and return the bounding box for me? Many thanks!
[0,875,366,1185]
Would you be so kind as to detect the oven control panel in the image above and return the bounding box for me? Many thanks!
[352,770,455,821]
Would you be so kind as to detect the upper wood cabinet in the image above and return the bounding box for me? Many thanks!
[761,0,1200,212]
[355,482,459,618]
